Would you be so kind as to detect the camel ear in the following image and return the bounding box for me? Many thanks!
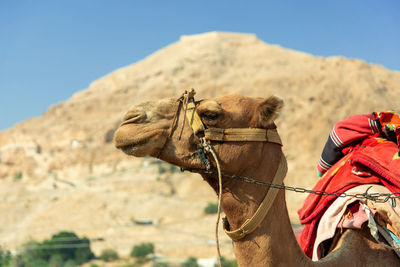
[256,95,284,128]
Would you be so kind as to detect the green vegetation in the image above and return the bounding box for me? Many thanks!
[158,164,167,174]
[180,257,199,267]
[99,248,119,262]
[1,231,236,267]
[168,163,178,173]
[62,259,77,267]
[130,242,154,258]
[153,262,170,267]
[134,257,147,266]
[204,202,218,214]
[0,247,12,267]
[15,171,23,180]
[151,160,179,174]
[215,256,238,267]
[15,231,94,267]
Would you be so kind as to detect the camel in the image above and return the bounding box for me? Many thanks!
[113,92,399,266]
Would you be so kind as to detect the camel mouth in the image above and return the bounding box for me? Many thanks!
[115,137,160,157]
[114,135,149,150]
[114,126,166,157]
[119,143,148,156]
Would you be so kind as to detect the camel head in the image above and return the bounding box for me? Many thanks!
[114,92,284,183]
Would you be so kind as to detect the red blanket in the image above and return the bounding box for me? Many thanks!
[297,137,400,258]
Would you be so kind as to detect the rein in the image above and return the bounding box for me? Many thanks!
[169,89,287,265]
[181,167,400,205]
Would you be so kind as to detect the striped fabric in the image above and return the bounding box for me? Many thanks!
[368,118,380,134]
[317,114,379,177]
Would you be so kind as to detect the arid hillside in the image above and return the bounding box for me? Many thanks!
[1,32,399,263]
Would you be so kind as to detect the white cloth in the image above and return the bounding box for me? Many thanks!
[312,184,400,260]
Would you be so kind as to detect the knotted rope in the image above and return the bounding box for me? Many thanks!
[201,137,223,267]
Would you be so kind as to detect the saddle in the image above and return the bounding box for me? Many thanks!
[298,136,400,258]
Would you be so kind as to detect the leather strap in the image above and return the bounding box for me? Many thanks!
[224,153,288,241]
[182,92,282,145]
[185,101,205,134]
[204,128,282,145]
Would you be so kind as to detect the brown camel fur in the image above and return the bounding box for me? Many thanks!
[114,94,399,266]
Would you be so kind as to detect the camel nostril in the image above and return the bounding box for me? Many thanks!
[121,110,146,126]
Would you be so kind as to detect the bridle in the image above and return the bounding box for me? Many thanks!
[164,89,288,242]
[157,89,287,266]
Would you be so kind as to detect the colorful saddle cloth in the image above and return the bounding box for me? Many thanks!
[298,136,400,258]
[374,111,400,150]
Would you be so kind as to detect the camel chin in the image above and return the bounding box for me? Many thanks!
[118,143,150,157]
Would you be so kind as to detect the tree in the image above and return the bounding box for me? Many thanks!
[180,257,199,267]
[100,249,119,262]
[130,242,154,258]
[204,203,218,214]
[17,231,95,266]
[214,256,238,267]
[0,246,12,267]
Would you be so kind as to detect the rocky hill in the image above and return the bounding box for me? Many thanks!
[1,32,399,263]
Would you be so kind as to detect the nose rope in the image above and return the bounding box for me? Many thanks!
[201,137,223,267]
[178,94,190,140]
[169,100,183,138]
[175,90,224,266]
[157,90,197,159]
[156,98,183,159]
[172,91,225,266]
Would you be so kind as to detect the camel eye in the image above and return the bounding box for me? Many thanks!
[201,112,219,121]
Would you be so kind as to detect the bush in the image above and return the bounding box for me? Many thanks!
[63,259,76,267]
[18,240,44,265]
[15,172,23,180]
[23,258,48,267]
[100,248,119,262]
[154,161,178,174]
[153,262,170,267]
[215,256,238,267]
[180,257,199,267]
[134,257,147,266]
[168,164,178,173]
[0,246,12,266]
[17,231,94,266]
[204,203,218,214]
[49,254,63,267]
[47,231,94,264]
[130,242,154,258]
[158,165,167,174]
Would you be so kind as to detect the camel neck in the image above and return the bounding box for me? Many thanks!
[226,189,312,267]
[216,145,313,266]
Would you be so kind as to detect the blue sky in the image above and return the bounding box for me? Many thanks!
[1,0,399,130]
